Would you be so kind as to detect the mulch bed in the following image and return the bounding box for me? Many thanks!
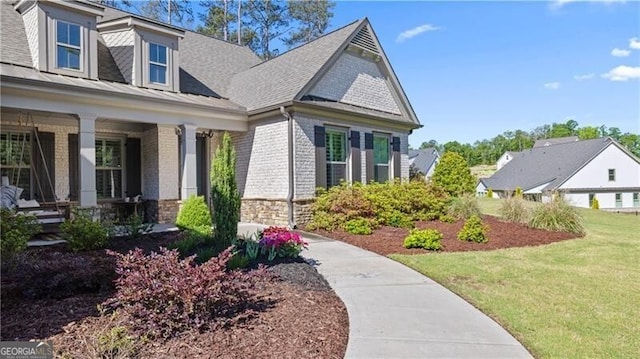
[309,215,582,256]
[0,232,348,358]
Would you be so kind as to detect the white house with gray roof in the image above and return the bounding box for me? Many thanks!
[478,137,640,210]
[409,148,439,179]
[0,0,420,226]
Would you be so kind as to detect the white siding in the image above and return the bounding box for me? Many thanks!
[232,117,289,199]
[308,51,402,115]
[496,152,514,170]
[560,144,640,190]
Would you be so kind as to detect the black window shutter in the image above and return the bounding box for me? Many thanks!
[364,133,374,182]
[314,126,327,188]
[126,137,142,197]
[392,136,401,179]
[32,131,56,202]
[68,134,78,201]
[350,131,361,183]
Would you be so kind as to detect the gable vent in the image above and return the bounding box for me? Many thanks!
[350,26,379,55]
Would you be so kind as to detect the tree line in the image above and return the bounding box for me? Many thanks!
[94,0,335,59]
[417,120,640,166]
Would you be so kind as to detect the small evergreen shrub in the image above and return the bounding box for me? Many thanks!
[342,218,374,235]
[499,197,530,224]
[61,208,109,252]
[211,132,241,248]
[448,193,481,220]
[487,188,493,198]
[105,247,269,339]
[529,199,585,234]
[457,215,488,243]
[382,211,415,229]
[431,152,476,197]
[515,187,523,198]
[122,213,154,240]
[438,214,456,223]
[176,195,212,238]
[403,229,443,250]
[0,209,41,261]
[591,198,600,210]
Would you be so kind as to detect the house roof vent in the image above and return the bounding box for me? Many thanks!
[350,26,379,55]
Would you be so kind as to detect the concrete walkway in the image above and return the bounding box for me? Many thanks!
[299,232,533,359]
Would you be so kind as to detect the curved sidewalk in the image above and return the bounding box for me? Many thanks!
[300,233,533,359]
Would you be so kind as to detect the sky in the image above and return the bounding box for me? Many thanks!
[186,1,640,147]
[322,0,640,148]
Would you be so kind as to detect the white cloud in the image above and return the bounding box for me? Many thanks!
[550,0,626,9]
[544,82,561,89]
[396,24,439,43]
[574,73,595,80]
[611,48,631,57]
[601,65,640,81]
[630,37,640,50]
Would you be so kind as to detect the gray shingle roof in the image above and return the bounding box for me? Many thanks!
[409,148,439,174]
[0,2,33,67]
[533,136,578,147]
[482,137,615,192]
[227,20,363,111]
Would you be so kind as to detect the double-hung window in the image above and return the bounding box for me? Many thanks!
[56,21,82,70]
[95,138,123,199]
[373,134,390,183]
[608,169,616,181]
[149,43,168,84]
[615,193,622,208]
[634,193,639,207]
[0,132,31,199]
[325,129,347,188]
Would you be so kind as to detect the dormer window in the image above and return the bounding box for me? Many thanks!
[149,43,167,84]
[56,20,82,71]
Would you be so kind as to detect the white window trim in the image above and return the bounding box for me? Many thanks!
[148,42,168,85]
[95,136,126,200]
[325,127,349,188]
[55,19,83,72]
[373,132,391,183]
[608,168,616,181]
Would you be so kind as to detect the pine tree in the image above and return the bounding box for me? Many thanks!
[211,132,240,248]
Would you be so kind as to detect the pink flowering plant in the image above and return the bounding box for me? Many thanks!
[258,226,308,261]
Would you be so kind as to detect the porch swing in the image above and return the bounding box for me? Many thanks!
[1,112,68,233]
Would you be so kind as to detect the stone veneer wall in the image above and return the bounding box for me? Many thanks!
[293,199,315,227]
[145,199,180,224]
[240,198,289,226]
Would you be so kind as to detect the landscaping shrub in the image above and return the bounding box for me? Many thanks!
[529,198,585,234]
[258,226,308,261]
[121,213,154,240]
[487,188,493,198]
[342,218,374,235]
[438,214,456,223]
[431,152,476,197]
[448,193,481,220]
[176,195,212,238]
[307,181,449,231]
[499,197,530,224]
[0,209,41,261]
[457,215,488,243]
[105,247,270,339]
[403,229,442,250]
[211,131,240,248]
[61,208,109,252]
[515,186,523,198]
[591,197,600,210]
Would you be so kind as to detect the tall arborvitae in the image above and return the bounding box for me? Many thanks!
[210,132,240,248]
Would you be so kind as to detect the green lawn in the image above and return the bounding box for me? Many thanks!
[392,198,640,358]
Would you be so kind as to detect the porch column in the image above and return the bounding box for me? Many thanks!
[78,114,97,207]
[180,124,198,199]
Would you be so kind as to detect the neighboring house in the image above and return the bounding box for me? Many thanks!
[496,151,520,170]
[409,148,439,179]
[533,136,578,148]
[0,0,420,226]
[477,137,640,209]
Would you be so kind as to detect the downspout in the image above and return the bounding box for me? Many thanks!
[280,106,296,229]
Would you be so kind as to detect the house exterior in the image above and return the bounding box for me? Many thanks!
[0,0,420,226]
[409,148,439,179]
[478,137,640,210]
[496,151,519,170]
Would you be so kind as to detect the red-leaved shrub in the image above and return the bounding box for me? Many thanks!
[105,247,270,339]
